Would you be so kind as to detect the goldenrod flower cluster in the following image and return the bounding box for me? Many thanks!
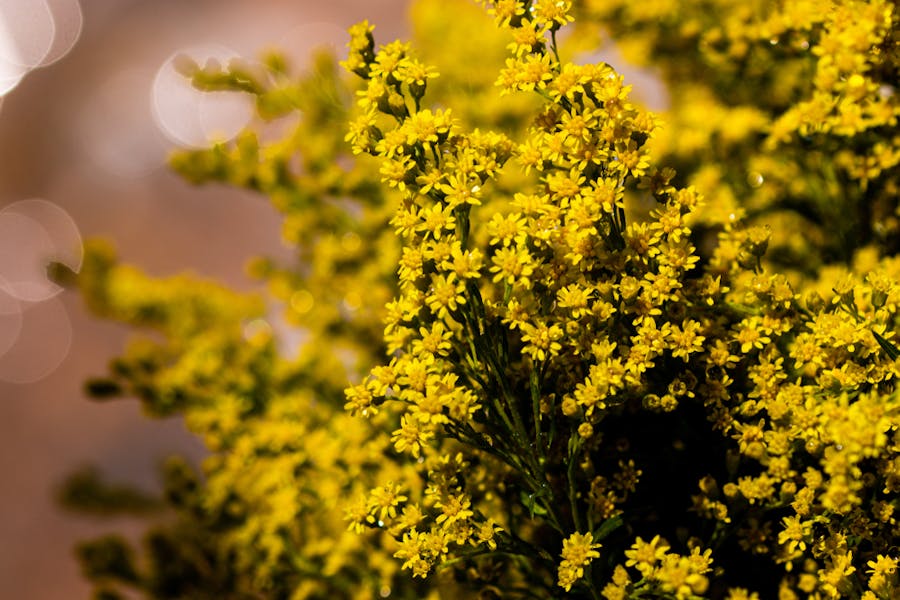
[575,0,900,268]
[65,0,900,599]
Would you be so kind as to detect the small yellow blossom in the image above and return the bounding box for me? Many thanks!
[558,532,601,591]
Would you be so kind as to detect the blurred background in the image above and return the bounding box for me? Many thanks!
[0,1,407,597]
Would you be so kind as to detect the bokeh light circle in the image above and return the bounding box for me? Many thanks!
[0,295,72,384]
[0,212,57,302]
[0,0,81,97]
[41,0,83,67]
[0,279,23,360]
[0,60,28,96]
[152,45,254,148]
[0,199,83,302]
[0,0,55,69]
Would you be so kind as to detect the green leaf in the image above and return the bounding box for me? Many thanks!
[873,330,900,360]
[593,515,624,541]
[520,489,548,517]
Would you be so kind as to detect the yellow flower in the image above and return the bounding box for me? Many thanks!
[520,321,564,361]
[489,245,535,288]
[531,0,574,29]
[557,531,602,591]
[391,414,433,458]
[487,0,526,27]
[441,243,484,279]
[426,272,466,318]
[367,481,408,522]
[475,519,503,550]
[549,62,589,103]
[498,53,555,93]
[668,319,706,361]
[393,528,431,577]
[624,535,670,577]
[435,493,474,526]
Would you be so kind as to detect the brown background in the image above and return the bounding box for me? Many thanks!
[0,1,407,598]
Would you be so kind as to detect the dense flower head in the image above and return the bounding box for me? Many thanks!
[558,532,601,591]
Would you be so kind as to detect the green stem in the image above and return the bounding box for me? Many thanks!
[456,203,471,249]
[568,434,584,532]
[550,29,562,66]
[531,366,542,449]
